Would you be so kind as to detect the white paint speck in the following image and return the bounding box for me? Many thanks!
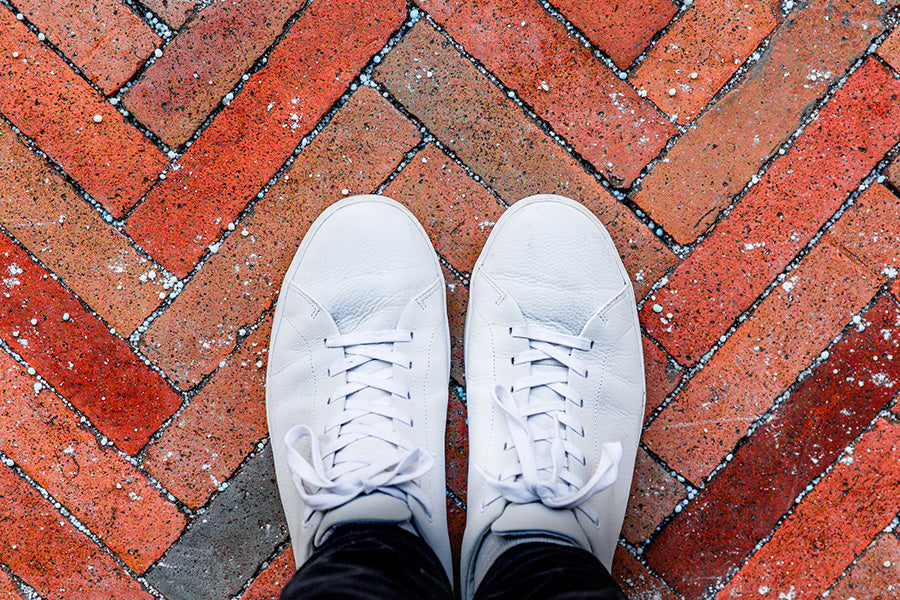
[93,114,102,123]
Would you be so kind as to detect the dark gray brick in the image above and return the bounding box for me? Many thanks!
[146,444,287,600]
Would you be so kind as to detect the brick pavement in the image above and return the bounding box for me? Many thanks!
[1,1,899,598]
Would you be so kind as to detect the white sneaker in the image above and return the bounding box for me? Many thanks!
[266,195,452,582]
[461,194,645,598]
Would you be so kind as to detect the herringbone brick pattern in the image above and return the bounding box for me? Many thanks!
[1,0,899,598]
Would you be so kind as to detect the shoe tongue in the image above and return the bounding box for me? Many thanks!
[315,493,413,546]
[491,503,590,550]
[493,274,595,335]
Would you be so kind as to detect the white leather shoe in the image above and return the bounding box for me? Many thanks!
[266,195,452,582]
[461,194,645,598]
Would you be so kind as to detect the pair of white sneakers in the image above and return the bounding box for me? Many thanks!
[266,193,645,598]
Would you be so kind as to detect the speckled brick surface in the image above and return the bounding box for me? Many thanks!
[1,1,899,598]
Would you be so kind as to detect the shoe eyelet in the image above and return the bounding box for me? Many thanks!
[510,357,515,365]
[409,332,414,340]
[584,369,589,378]
[508,327,513,334]
[408,361,413,369]
[589,340,594,350]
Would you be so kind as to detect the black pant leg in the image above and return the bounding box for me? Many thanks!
[474,542,628,600]
[279,523,453,600]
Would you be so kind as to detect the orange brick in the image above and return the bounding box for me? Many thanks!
[0,123,165,334]
[420,0,675,187]
[241,545,295,600]
[385,143,504,278]
[717,418,900,600]
[0,351,185,573]
[642,335,682,418]
[621,448,686,545]
[0,463,151,600]
[125,0,406,278]
[633,0,779,123]
[826,183,900,279]
[138,87,420,387]
[13,0,160,94]
[443,265,467,383]
[141,0,200,29]
[828,534,900,598]
[375,22,677,299]
[634,0,894,244]
[0,10,167,216]
[612,545,680,600]
[123,0,307,146]
[645,240,883,484]
[0,233,182,455]
[641,58,900,365]
[552,0,678,69]
[143,315,271,508]
[879,25,900,72]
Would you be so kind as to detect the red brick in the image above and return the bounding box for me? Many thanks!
[645,239,884,484]
[894,278,900,305]
[143,315,271,508]
[633,0,779,123]
[0,351,185,573]
[241,545,295,600]
[375,22,677,299]
[551,0,678,69]
[445,384,468,496]
[443,265,467,383]
[138,87,420,387]
[633,0,895,245]
[889,157,900,191]
[829,534,900,598]
[641,58,900,365]
[621,448,686,545]
[879,25,900,73]
[644,296,900,599]
[827,183,900,279]
[716,418,900,599]
[141,0,200,29]
[0,123,165,334]
[123,0,307,147]
[0,463,151,600]
[13,0,161,94]
[125,0,406,278]
[420,0,674,187]
[642,335,682,418]
[447,493,466,577]
[612,545,680,600]
[0,569,22,599]
[385,143,503,279]
[0,233,182,455]
[0,10,167,216]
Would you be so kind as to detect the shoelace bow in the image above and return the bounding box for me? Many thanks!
[476,325,622,524]
[283,330,434,519]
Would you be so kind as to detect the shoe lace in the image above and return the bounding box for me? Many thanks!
[476,325,622,524]
[283,330,434,519]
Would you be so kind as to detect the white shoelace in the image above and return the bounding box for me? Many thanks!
[476,325,622,524]
[283,330,434,519]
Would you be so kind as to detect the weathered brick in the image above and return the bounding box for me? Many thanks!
[445,384,468,496]
[385,143,503,279]
[143,314,271,508]
[826,183,900,279]
[879,24,900,72]
[0,463,150,600]
[0,351,185,573]
[641,58,900,365]
[551,0,678,69]
[633,0,779,123]
[375,22,677,299]
[123,0,307,147]
[716,418,900,600]
[0,10,167,216]
[642,335,682,418]
[621,448,686,545]
[420,0,675,187]
[0,122,165,334]
[612,545,680,600]
[241,545,295,600]
[141,0,200,29]
[13,0,161,94]
[633,0,895,244]
[829,534,900,598]
[0,569,22,598]
[644,296,900,599]
[145,445,287,600]
[138,87,419,387]
[443,265,467,384]
[125,0,406,278]
[889,157,900,190]
[645,240,884,484]
[0,233,182,455]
